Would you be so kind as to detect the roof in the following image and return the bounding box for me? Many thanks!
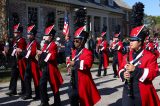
[54,0,124,14]
[114,0,131,10]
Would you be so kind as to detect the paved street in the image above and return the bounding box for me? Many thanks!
[0,61,160,106]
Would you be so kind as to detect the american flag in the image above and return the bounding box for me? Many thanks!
[63,14,69,36]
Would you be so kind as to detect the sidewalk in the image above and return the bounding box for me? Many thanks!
[0,61,160,106]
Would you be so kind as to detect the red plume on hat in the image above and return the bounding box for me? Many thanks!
[114,25,121,38]
[130,2,145,41]
[27,25,37,36]
[12,13,23,33]
[27,12,37,35]
[74,26,85,38]
[45,25,55,36]
[74,8,88,40]
[13,23,20,32]
[114,32,121,38]
[27,25,35,33]
[44,12,56,36]
[130,25,144,38]
[101,25,107,37]
[13,23,23,33]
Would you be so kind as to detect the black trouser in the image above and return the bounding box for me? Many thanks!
[122,84,141,106]
[70,88,79,106]
[98,53,105,76]
[112,57,118,76]
[24,64,32,97]
[24,63,40,97]
[40,67,61,105]
[70,68,79,106]
[24,64,40,97]
[9,62,25,93]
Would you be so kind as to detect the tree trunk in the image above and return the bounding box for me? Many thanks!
[0,0,8,41]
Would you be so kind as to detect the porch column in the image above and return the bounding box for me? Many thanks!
[90,15,95,39]
[100,16,103,31]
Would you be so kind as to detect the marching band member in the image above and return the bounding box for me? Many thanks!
[97,26,109,76]
[118,2,160,106]
[145,36,154,51]
[64,35,73,75]
[69,8,101,106]
[16,22,41,100]
[37,14,63,106]
[144,31,159,58]
[110,25,123,78]
[153,32,159,58]
[6,23,27,96]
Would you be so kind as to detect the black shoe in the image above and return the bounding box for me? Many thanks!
[39,102,49,106]
[21,95,32,100]
[6,90,17,96]
[33,96,40,100]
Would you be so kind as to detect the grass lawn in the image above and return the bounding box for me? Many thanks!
[0,57,113,83]
[0,76,11,83]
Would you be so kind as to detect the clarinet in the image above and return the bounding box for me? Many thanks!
[70,49,83,106]
[125,49,133,97]
[70,49,82,88]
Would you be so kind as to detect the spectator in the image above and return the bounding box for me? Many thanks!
[64,35,72,75]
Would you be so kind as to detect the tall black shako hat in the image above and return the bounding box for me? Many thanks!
[44,12,56,36]
[130,2,146,41]
[101,25,107,37]
[12,13,23,33]
[114,25,121,38]
[74,8,89,42]
[27,13,37,36]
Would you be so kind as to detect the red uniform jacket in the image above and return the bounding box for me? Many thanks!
[110,41,123,69]
[42,42,63,94]
[118,49,160,106]
[13,37,27,80]
[25,40,41,87]
[153,42,159,58]
[72,48,101,106]
[116,41,123,68]
[99,40,109,68]
[145,42,159,58]
[96,38,102,53]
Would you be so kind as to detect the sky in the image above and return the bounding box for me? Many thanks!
[124,0,160,16]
